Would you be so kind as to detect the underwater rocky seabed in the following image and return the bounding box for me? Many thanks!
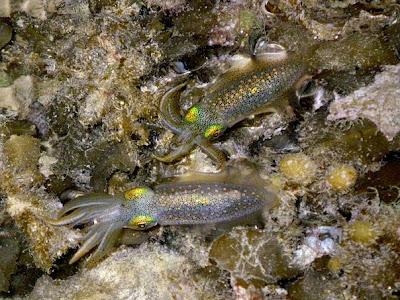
[0,0,399,299]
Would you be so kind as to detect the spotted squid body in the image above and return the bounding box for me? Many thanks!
[154,45,308,167]
[48,170,277,265]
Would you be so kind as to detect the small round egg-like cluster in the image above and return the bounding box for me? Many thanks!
[347,220,377,244]
[326,164,358,191]
[278,153,317,184]
[327,257,342,273]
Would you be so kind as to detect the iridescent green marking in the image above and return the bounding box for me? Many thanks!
[185,106,200,123]
[125,187,148,200]
[129,215,156,228]
[204,124,224,139]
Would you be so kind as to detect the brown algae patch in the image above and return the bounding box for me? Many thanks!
[0,0,399,298]
[329,64,400,141]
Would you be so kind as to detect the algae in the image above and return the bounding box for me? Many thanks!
[29,245,231,300]
[210,228,302,287]
[0,0,399,298]
[0,21,12,50]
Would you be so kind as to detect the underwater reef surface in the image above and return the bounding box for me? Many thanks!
[0,0,399,299]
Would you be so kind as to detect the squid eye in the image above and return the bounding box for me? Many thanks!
[204,124,224,139]
[129,215,157,230]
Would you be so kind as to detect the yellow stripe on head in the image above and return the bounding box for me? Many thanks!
[185,106,200,123]
[125,187,148,201]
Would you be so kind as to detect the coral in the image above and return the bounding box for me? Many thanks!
[0,202,44,297]
[0,208,20,293]
[0,134,79,271]
[328,64,400,141]
[288,269,343,300]
[4,135,40,173]
[17,0,48,20]
[0,0,11,17]
[0,22,12,50]
[299,116,398,168]
[143,0,186,11]
[29,245,230,299]
[337,208,400,298]
[311,33,398,73]
[2,186,79,272]
[0,76,34,114]
[354,154,400,203]
[0,0,399,298]
[210,228,302,287]
[293,236,336,268]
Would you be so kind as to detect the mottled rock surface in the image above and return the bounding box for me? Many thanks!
[0,0,399,299]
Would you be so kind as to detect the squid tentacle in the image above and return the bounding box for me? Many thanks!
[159,83,186,134]
[152,141,195,163]
[197,140,227,169]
